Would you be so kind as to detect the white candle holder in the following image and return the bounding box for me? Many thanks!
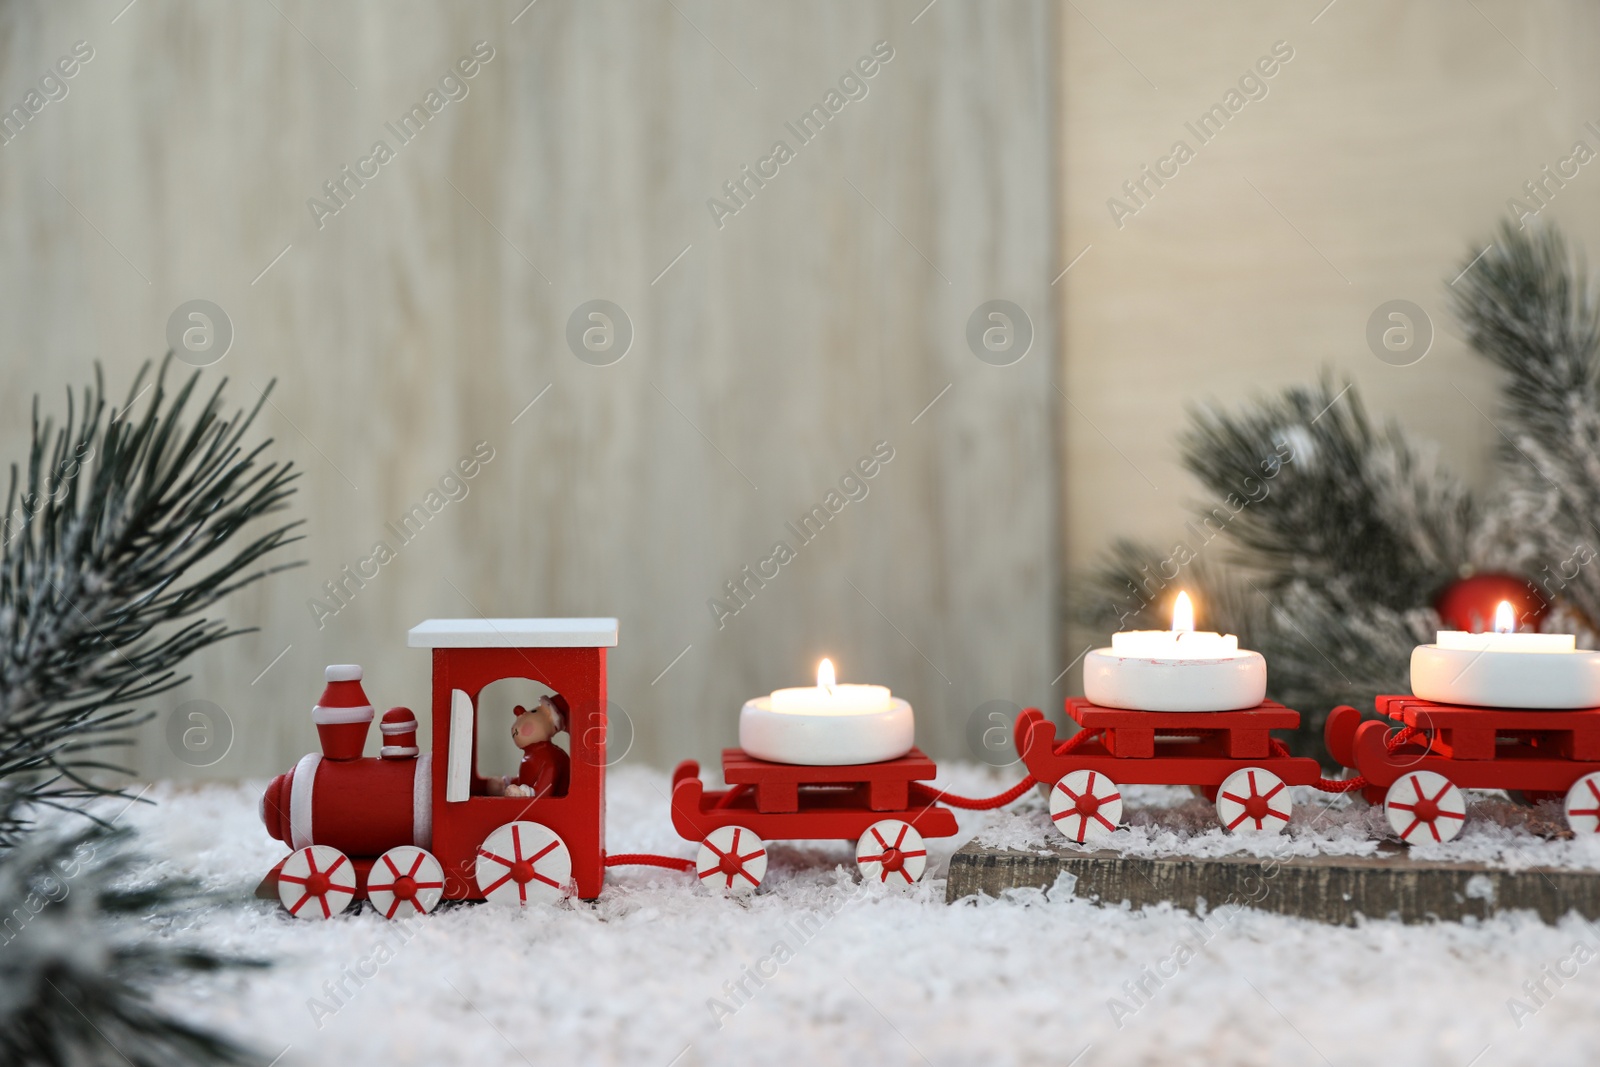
[739,695,915,765]
[1083,648,1267,712]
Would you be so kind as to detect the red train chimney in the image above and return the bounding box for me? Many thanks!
[379,707,419,760]
[315,664,374,761]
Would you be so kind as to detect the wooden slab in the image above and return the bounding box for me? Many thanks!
[945,840,1600,925]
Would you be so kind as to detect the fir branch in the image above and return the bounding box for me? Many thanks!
[1180,377,1476,609]
[0,358,302,836]
[1452,222,1600,630]
[0,812,266,1067]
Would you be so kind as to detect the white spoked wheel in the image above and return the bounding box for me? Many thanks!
[1048,770,1123,844]
[475,822,571,906]
[1215,767,1293,834]
[367,846,446,919]
[1385,771,1467,844]
[1564,772,1600,836]
[277,845,357,920]
[856,820,928,885]
[696,825,767,895]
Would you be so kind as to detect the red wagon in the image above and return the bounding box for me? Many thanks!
[1325,697,1600,842]
[670,748,959,892]
[1014,700,1326,841]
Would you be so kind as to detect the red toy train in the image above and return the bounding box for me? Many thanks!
[258,617,1600,920]
[257,617,965,918]
[260,618,619,917]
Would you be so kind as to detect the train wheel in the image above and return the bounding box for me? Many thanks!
[277,845,357,920]
[1048,770,1123,844]
[475,822,571,906]
[696,825,767,895]
[367,846,446,919]
[1564,772,1600,835]
[1385,771,1466,844]
[856,820,928,885]
[1215,767,1293,834]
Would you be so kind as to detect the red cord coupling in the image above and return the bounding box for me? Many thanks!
[605,853,696,872]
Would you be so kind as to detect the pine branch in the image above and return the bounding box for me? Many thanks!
[1452,222,1600,629]
[1180,377,1476,609]
[0,357,303,836]
[0,810,267,1067]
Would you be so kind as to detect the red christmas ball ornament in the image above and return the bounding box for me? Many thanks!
[1434,572,1547,632]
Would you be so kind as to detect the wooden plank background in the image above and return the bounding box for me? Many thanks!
[0,1,1060,780]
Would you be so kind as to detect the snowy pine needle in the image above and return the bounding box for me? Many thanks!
[1453,222,1600,634]
[0,358,301,1065]
[0,358,302,841]
[0,804,266,1067]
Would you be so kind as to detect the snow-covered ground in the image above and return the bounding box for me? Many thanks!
[120,765,1600,1067]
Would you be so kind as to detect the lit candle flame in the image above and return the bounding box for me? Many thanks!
[1171,591,1195,634]
[817,657,836,695]
[1494,600,1516,635]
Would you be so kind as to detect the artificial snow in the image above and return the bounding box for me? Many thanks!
[109,764,1600,1066]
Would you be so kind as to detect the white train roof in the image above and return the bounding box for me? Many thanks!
[407,618,619,648]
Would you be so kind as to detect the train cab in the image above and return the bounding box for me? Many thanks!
[408,617,617,902]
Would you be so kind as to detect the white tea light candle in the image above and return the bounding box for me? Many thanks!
[1084,592,1267,712]
[1412,601,1600,709]
[1435,603,1574,653]
[740,658,914,765]
[1108,591,1240,659]
[770,659,892,714]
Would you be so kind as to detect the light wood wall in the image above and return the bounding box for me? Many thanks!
[12,0,1594,783]
[0,1,1059,779]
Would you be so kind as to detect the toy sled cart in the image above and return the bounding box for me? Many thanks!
[1014,700,1325,842]
[1325,697,1600,843]
[670,748,959,893]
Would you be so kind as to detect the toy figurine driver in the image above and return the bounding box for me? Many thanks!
[486,695,571,799]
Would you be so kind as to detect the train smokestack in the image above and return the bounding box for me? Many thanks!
[315,664,374,760]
